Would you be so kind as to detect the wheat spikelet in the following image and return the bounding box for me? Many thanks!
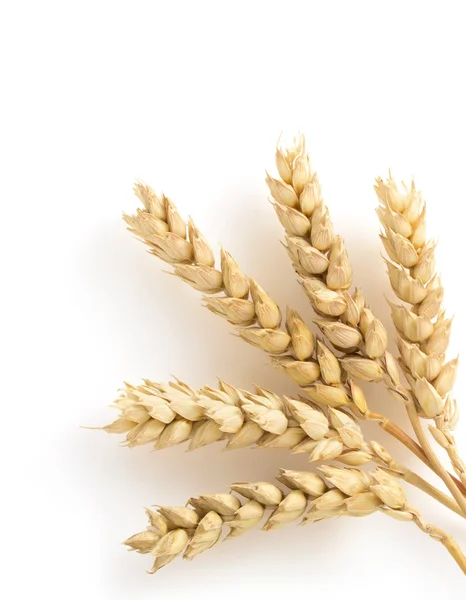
[375,176,466,487]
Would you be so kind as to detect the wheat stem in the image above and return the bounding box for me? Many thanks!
[365,409,466,496]
[401,504,466,574]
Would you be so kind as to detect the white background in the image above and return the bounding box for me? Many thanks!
[2,1,466,598]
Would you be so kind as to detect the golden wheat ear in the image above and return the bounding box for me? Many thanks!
[375,175,465,485]
[124,467,466,574]
[101,377,372,459]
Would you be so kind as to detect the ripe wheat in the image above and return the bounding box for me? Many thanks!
[93,134,466,575]
[375,176,465,487]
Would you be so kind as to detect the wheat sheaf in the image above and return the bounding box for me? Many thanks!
[96,134,466,575]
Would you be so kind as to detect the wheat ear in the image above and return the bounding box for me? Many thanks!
[125,467,466,574]
[375,175,466,499]
[268,135,466,509]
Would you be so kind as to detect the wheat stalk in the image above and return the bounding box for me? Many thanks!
[124,468,466,574]
[267,135,466,513]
